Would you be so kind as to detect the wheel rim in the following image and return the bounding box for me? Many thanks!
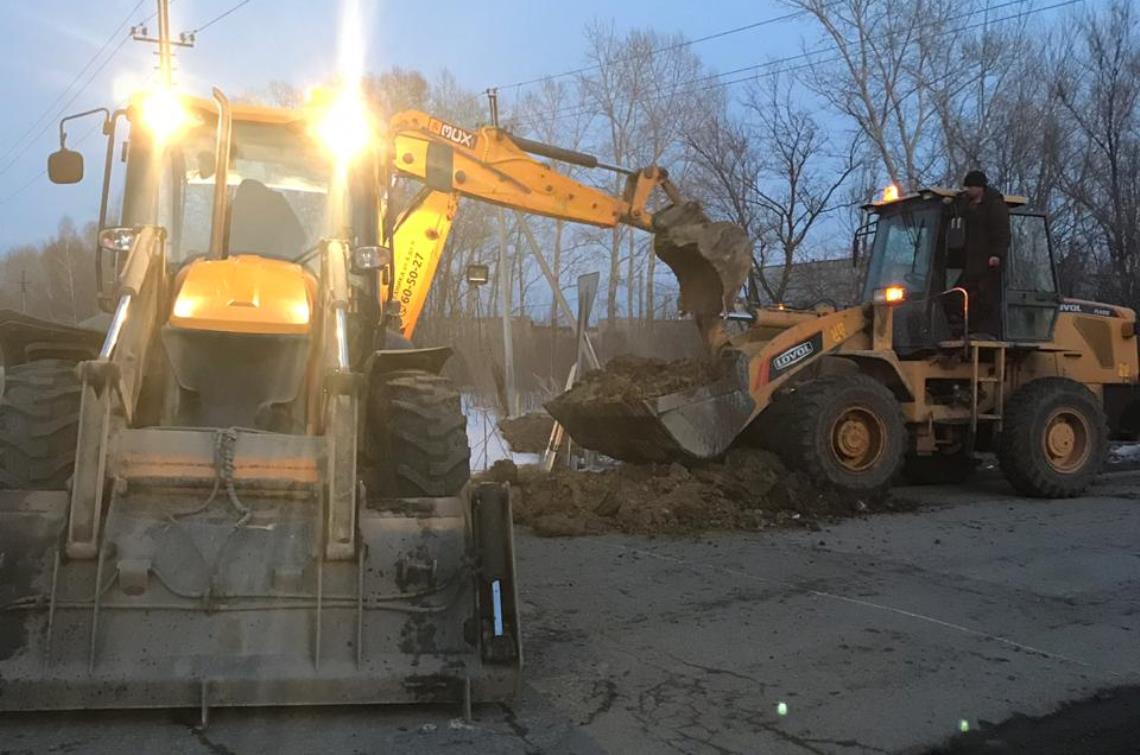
[1041,407,1091,474]
[829,406,886,472]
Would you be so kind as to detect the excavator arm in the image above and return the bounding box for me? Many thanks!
[383,110,751,340]
[387,187,458,339]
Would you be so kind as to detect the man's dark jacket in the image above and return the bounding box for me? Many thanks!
[961,186,1011,282]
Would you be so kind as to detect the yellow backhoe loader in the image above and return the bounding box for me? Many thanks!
[0,86,748,713]
[550,186,1140,498]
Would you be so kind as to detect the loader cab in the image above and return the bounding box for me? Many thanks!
[857,187,1059,353]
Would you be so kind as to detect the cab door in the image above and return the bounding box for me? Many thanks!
[1004,211,1059,341]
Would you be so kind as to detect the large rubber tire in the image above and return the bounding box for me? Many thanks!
[778,374,906,493]
[370,369,470,497]
[902,449,976,485]
[997,378,1107,498]
[0,359,82,489]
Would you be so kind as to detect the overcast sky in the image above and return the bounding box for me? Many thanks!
[0,0,811,248]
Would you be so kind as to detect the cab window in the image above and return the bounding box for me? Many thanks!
[861,207,938,302]
[1008,214,1055,293]
[1005,213,1057,341]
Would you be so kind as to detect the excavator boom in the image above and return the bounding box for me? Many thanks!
[384,110,752,341]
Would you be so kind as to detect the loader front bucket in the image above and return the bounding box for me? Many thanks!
[545,352,755,463]
[0,428,521,713]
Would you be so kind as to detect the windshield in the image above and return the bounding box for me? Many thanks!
[154,117,336,264]
[860,206,938,302]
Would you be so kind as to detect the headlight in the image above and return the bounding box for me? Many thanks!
[311,87,373,162]
[873,285,907,305]
[172,294,199,319]
[289,299,311,324]
[138,88,190,144]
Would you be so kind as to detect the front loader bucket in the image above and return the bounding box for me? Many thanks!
[0,428,520,713]
[546,355,755,463]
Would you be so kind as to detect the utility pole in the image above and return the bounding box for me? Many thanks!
[19,269,28,314]
[485,89,500,128]
[131,0,195,87]
[977,0,991,134]
[496,209,518,418]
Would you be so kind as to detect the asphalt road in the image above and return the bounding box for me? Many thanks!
[3,470,1139,754]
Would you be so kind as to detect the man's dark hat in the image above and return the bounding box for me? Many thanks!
[963,170,988,188]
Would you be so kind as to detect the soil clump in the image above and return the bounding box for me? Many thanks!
[550,355,723,406]
[498,412,556,453]
[480,449,915,537]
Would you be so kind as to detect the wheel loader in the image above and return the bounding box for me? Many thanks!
[0,85,749,713]
[550,186,1140,498]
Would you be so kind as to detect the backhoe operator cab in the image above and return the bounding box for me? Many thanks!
[857,187,1058,352]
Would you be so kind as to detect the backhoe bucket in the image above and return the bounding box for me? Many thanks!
[546,354,755,463]
[0,428,521,712]
[652,203,752,348]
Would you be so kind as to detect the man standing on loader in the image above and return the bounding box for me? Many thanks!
[957,169,1010,338]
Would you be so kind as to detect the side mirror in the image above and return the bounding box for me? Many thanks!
[466,263,489,286]
[48,148,84,184]
[351,245,392,273]
[947,217,966,251]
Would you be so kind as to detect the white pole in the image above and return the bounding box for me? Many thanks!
[496,209,518,417]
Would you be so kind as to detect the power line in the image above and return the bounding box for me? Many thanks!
[0,0,221,183]
[190,0,255,34]
[1,0,254,210]
[521,0,1044,127]
[494,6,822,93]
[0,0,147,175]
[0,33,134,182]
[518,0,1078,130]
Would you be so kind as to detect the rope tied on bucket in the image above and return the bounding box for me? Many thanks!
[214,427,252,527]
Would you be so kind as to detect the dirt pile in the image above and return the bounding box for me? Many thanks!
[498,412,556,454]
[550,355,724,406]
[482,450,915,537]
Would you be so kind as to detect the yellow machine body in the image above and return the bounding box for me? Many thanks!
[169,256,316,335]
[387,191,458,339]
[549,189,1140,499]
[1,80,759,716]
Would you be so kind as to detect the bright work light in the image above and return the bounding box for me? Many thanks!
[311,86,373,163]
[138,88,190,144]
[873,284,908,305]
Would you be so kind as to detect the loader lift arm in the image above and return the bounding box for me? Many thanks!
[383,110,751,340]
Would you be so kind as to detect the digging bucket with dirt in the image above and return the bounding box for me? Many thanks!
[652,202,753,352]
[545,354,755,463]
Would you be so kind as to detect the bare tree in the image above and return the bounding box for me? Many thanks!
[514,78,593,328]
[1054,1,1140,309]
[745,79,858,302]
[793,0,964,189]
[577,23,710,323]
[0,219,98,323]
[688,78,857,304]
